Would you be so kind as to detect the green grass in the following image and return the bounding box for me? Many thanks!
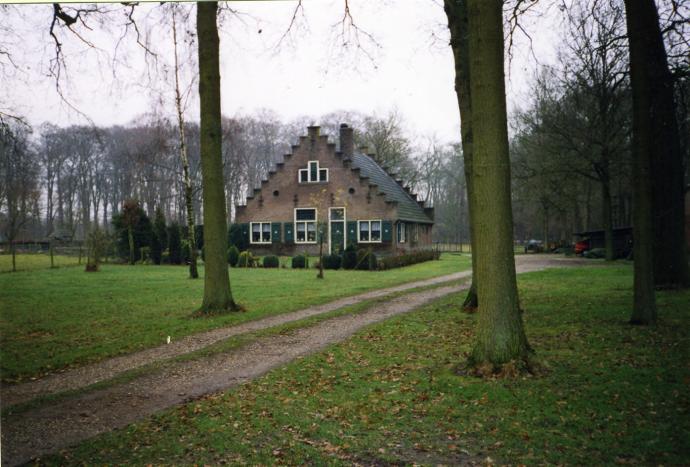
[0,253,470,382]
[3,277,471,418]
[0,253,82,272]
[41,265,690,465]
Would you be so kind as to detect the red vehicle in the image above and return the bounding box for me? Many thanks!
[574,238,590,255]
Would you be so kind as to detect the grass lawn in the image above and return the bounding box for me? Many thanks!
[0,253,82,273]
[43,265,690,465]
[0,253,470,382]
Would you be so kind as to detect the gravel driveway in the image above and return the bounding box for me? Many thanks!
[1,255,594,466]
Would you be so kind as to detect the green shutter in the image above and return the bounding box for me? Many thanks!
[241,223,250,243]
[347,221,358,245]
[382,220,392,242]
[271,222,282,243]
[283,222,294,243]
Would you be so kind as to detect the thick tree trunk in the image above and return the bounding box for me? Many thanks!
[629,2,689,289]
[197,2,238,313]
[172,9,198,280]
[625,0,658,324]
[444,0,478,310]
[466,0,530,368]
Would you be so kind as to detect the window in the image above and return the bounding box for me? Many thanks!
[250,222,271,244]
[397,222,406,243]
[330,208,345,221]
[298,160,328,183]
[358,220,382,243]
[295,208,317,243]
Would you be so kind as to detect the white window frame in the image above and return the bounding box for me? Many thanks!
[294,208,318,244]
[397,221,406,244]
[249,221,272,244]
[358,219,383,244]
[298,160,329,184]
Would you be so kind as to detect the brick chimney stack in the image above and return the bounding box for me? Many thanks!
[339,123,354,158]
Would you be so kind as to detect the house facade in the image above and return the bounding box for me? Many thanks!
[234,124,434,256]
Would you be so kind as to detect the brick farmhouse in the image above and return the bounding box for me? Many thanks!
[234,124,434,256]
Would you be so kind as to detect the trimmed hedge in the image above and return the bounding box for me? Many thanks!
[342,244,357,270]
[377,249,440,270]
[263,255,280,268]
[227,245,240,267]
[356,249,377,271]
[322,254,342,270]
[292,254,309,269]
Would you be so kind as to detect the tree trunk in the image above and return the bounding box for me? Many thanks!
[172,8,198,280]
[444,0,478,310]
[317,235,324,279]
[625,0,657,324]
[602,179,615,261]
[466,0,530,368]
[11,242,16,272]
[128,226,135,265]
[542,201,549,250]
[632,2,689,289]
[197,1,238,313]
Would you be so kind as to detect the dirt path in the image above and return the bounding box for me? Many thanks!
[1,255,593,466]
[1,269,474,409]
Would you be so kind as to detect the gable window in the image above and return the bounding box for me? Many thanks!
[358,220,382,243]
[250,222,271,244]
[397,222,406,243]
[295,208,317,243]
[298,160,328,183]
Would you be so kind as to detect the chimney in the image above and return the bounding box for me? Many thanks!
[339,123,353,158]
[307,125,320,140]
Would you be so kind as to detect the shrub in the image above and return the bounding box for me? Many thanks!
[377,249,440,270]
[356,248,377,271]
[180,240,191,264]
[111,201,153,262]
[342,244,357,270]
[237,251,255,268]
[263,255,280,268]
[322,254,342,270]
[227,245,240,267]
[168,223,182,265]
[292,254,309,269]
[151,207,166,265]
[228,223,249,252]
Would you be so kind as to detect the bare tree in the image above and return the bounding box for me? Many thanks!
[0,122,40,272]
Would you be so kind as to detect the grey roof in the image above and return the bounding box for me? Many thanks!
[350,152,433,224]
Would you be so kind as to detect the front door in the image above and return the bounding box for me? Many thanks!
[329,207,346,254]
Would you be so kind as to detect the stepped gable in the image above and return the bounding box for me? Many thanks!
[238,124,432,226]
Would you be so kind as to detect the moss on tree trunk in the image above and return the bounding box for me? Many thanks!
[444,0,478,311]
[466,0,530,368]
[197,2,238,313]
[625,0,659,324]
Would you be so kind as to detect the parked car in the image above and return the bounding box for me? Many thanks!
[574,238,590,255]
[524,239,544,253]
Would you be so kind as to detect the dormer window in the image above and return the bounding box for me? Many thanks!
[299,160,328,183]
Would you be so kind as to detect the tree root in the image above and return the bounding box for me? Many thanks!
[192,302,245,318]
[455,354,548,379]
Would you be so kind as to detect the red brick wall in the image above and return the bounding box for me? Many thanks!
[235,128,398,255]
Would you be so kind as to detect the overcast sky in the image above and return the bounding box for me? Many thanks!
[2,0,562,144]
